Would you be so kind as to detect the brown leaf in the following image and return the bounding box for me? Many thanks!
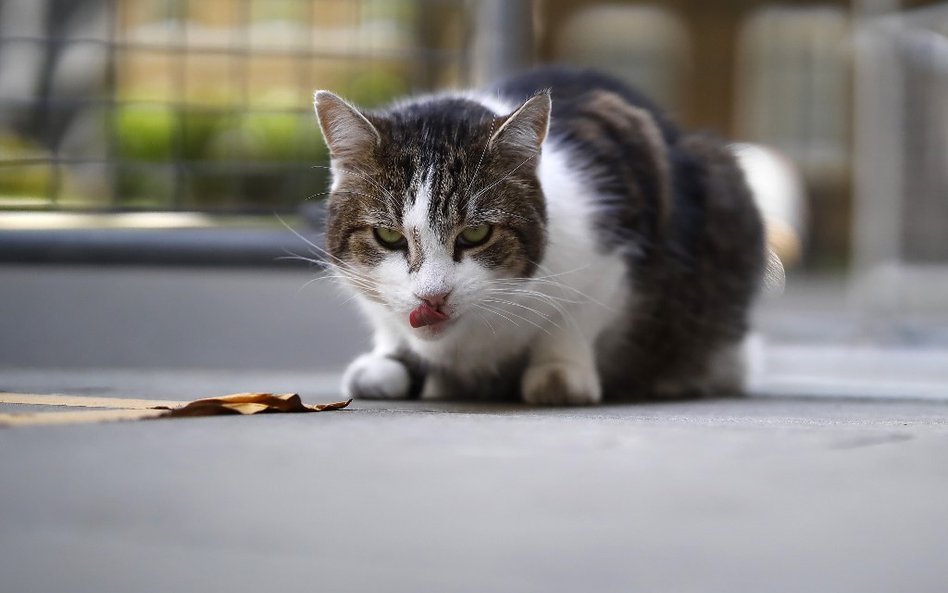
[164,392,351,417]
[0,391,351,426]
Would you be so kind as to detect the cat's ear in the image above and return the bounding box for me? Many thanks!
[314,90,381,160]
[490,91,551,156]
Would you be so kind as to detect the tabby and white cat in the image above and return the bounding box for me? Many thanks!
[313,67,765,405]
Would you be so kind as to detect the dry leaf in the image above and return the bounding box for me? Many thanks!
[164,392,351,417]
[0,392,351,427]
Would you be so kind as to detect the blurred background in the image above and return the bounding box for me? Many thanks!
[0,0,946,379]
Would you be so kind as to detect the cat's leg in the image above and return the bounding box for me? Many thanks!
[341,325,413,400]
[519,268,626,405]
[419,370,454,400]
[521,330,602,406]
[652,338,750,398]
[702,339,750,395]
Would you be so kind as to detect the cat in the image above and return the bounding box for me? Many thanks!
[312,66,765,405]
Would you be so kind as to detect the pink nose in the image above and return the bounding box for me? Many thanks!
[417,291,451,309]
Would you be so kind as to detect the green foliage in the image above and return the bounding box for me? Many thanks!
[113,105,176,161]
[0,165,51,199]
[180,111,224,160]
[206,112,327,163]
[0,134,51,200]
[348,68,408,108]
[107,66,408,208]
[114,165,174,208]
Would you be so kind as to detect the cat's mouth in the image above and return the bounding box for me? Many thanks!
[409,301,450,329]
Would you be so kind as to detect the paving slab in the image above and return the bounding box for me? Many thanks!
[3,266,948,591]
[2,373,948,593]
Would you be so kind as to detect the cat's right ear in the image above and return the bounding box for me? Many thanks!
[489,92,552,155]
[313,91,381,160]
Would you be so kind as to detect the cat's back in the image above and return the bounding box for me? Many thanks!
[497,67,766,397]
[493,66,680,146]
[495,67,679,253]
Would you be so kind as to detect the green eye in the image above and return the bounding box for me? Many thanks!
[373,227,406,248]
[457,223,492,247]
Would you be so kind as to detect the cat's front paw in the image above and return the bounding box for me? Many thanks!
[521,361,602,406]
[342,353,411,399]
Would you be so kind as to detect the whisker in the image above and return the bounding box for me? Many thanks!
[276,251,328,269]
[305,189,381,202]
[275,216,384,297]
[280,247,375,287]
[484,286,584,306]
[482,296,557,324]
[484,288,581,330]
[293,274,329,298]
[311,164,399,208]
[496,262,618,312]
[468,150,539,206]
[463,119,497,198]
[476,208,531,223]
[486,275,600,308]
[298,269,378,296]
[275,216,360,270]
[477,301,553,335]
[473,307,498,336]
[339,292,365,306]
[472,302,522,330]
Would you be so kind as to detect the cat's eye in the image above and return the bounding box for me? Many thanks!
[457,223,493,248]
[373,227,406,249]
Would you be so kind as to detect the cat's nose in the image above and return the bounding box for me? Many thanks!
[417,290,451,309]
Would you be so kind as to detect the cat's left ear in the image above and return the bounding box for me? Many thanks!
[489,92,551,157]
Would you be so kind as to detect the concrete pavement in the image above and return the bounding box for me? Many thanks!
[2,264,948,592]
[2,389,947,593]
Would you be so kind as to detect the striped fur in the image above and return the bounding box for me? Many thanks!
[315,66,765,404]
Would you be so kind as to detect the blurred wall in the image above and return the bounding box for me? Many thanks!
[537,0,947,270]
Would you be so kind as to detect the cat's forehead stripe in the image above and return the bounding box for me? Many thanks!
[402,168,433,230]
[401,165,458,242]
[406,228,424,273]
[380,96,500,226]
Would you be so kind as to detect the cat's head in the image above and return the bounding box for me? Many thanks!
[314,90,551,341]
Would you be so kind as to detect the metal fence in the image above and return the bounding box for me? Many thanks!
[853,2,948,269]
[845,1,948,325]
[0,0,471,214]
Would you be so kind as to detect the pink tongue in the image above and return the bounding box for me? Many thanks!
[409,302,449,328]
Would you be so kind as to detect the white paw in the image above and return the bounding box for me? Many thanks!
[521,361,602,406]
[342,353,411,399]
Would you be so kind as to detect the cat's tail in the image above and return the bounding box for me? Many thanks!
[732,142,807,294]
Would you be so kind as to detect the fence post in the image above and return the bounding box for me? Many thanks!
[471,0,534,87]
